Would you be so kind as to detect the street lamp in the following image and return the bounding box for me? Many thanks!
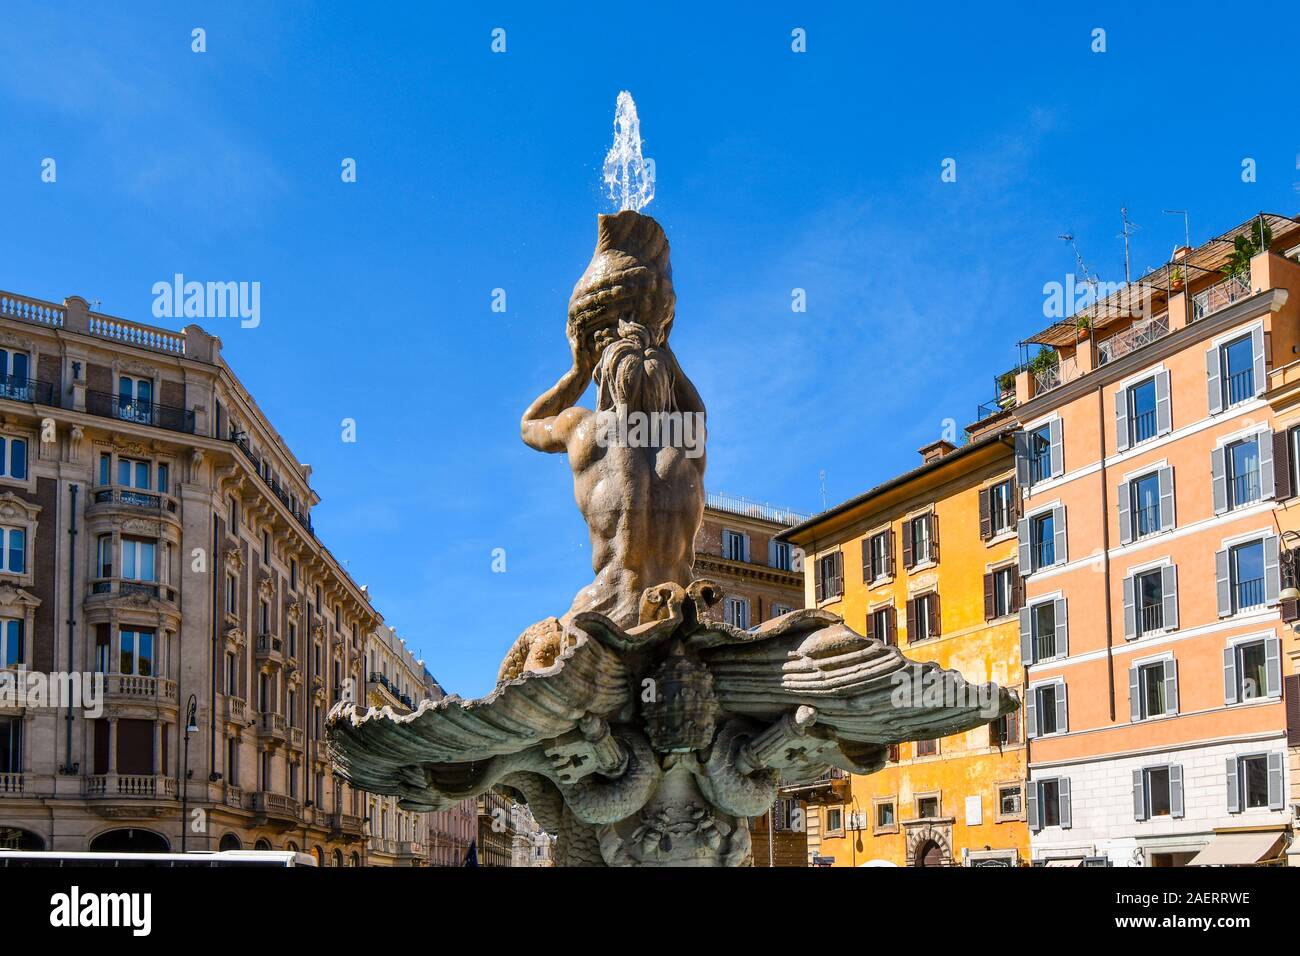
[1279,531,1300,603]
[181,694,198,852]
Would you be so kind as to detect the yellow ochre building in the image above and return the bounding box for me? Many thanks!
[780,423,1029,867]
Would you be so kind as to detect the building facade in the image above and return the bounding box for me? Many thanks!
[0,289,384,862]
[782,431,1029,867]
[1008,213,1300,866]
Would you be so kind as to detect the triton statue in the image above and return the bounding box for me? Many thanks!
[327,210,1018,867]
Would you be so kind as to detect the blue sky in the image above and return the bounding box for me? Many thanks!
[3,2,1299,696]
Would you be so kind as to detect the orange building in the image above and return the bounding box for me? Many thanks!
[782,427,1029,867]
[1009,213,1299,867]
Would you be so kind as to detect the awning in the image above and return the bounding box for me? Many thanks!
[1187,831,1286,866]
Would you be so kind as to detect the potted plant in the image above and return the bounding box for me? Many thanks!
[1075,315,1091,341]
[1170,266,1184,292]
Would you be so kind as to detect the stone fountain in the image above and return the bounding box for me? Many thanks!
[327,94,1017,867]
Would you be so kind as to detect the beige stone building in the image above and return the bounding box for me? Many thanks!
[0,288,389,863]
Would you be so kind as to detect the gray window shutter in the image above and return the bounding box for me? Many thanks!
[1019,607,1034,665]
[742,534,751,563]
[1158,466,1175,532]
[1161,564,1179,631]
[1058,777,1072,829]
[1017,518,1031,575]
[1252,325,1266,399]
[1207,345,1223,415]
[1265,534,1281,605]
[1048,419,1064,478]
[1215,548,1231,617]
[1027,780,1040,832]
[1015,431,1031,487]
[1132,768,1147,820]
[1025,686,1038,738]
[1268,751,1285,810]
[1115,388,1130,453]
[1156,369,1172,435]
[1117,481,1132,546]
[1226,757,1240,813]
[1053,597,1068,658]
[1266,636,1282,697]
[1211,446,1228,514]
[1055,681,1068,734]
[1224,645,1239,705]
[1052,505,1067,566]
[1170,764,1184,818]
[1128,665,1141,721]
[1122,574,1136,639]
[1260,431,1276,499]
[1164,658,1178,715]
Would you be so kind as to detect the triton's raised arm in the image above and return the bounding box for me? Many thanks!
[520,335,595,454]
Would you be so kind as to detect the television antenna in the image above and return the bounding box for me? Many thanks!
[1119,207,1141,286]
[1163,209,1190,249]
[1058,234,1099,293]
[818,470,827,511]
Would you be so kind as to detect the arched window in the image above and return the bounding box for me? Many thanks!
[219,833,242,852]
[312,846,324,866]
[254,838,272,851]
[350,851,360,868]
[332,848,343,868]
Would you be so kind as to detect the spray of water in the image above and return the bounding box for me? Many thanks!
[602,91,655,213]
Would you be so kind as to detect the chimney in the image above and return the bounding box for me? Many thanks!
[919,439,957,464]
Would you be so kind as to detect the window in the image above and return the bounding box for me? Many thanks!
[1029,777,1071,831]
[875,801,896,831]
[990,711,1019,747]
[119,629,155,676]
[863,530,891,582]
[290,558,299,591]
[1126,566,1176,637]
[825,807,844,834]
[1227,753,1283,813]
[0,349,31,400]
[262,529,271,563]
[770,603,793,619]
[867,605,895,646]
[1228,437,1262,508]
[1224,636,1281,703]
[1028,511,1055,571]
[998,785,1023,818]
[0,620,22,667]
[1133,765,1183,821]
[314,585,322,613]
[288,622,298,658]
[1220,334,1256,408]
[814,551,843,602]
[0,527,25,574]
[984,479,1015,538]
[768,540,791,571]
[117,375,154,424]
[905,513,936,567]
[94,627,110,674]
[1021,598,1064,664]
[259,600,270,636]
[228,494,240,529]
[0,716,21,774]
[225,653,238,696]
[986,565,1018,619]
[226,575,238,615]
[1129,473,1161,539]
[0,437,27,480]
[915,738,937,757]
[1028,679,1066,738]
[117,457,153,495]
[1229,539,1266,612]
[1024,424,1053,485]
[908,591,940,642]
[1127,377,1159,445]
[1130,659,1177,720]
[120,537,157,582]
[721,529,748,562]
[916,795,939,819]
[723,597,750,630]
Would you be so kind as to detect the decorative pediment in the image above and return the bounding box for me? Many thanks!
[223,625,246,648]
[0,584,40,610]
[225,547,244,571]
[258,574,276,599]
[286,602,301,623]
[0,493,40,524]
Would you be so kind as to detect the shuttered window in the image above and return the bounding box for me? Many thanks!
[814,551,844,603]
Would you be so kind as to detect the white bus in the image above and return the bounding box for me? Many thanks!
[0,849,316,867]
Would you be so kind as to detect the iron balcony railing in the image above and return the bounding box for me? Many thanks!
[1027,453,1051,486]
[86,390,195,434]
[1225,369,1256,407]
[1139,603,1164,635]
[1131,410,1157,444]
[1133,504,1161,538]
[704,491,810,526]
[1193,273,1253,322]
[1235,577,1265,611]
[92,487,178,514]
[229,431,316,538]
[0,375,55,405]
[1231,471,1261,508]
[1097,313,1170,366]
[1034,633,1057,661]
[1031,540,1055,570]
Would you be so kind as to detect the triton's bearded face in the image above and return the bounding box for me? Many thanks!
[594,320,674,414]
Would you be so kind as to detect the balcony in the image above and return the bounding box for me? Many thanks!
[1097,312,1170,366]
[394,840,424,860]
[779,768,850,805]
[86,389,195,434]
[288,726,305,749]
[104,673,177,704]
[367,671,413,710]
[222,695,247,723]
[1234,577,1265,612]
[228,431,316,539]
[0,375,55,406]
[329,812,367,842]
[255,633,284,668]
[88,578,178,605]
[223,784,244,810]
[248,790,301,828]
[88,486,179,519]
[1138,602,1164,635]
[0,772,24,795]
[255,711,287,745]
[1192,272,1253,322]
[83,773,177,799]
